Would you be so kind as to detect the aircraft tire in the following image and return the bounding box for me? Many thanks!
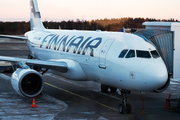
[126,103,132,114]
[101,84,108,92]
[110,87,117,93]
[118,104,125,114]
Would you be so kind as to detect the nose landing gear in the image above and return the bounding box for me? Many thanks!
[118,89,132,114]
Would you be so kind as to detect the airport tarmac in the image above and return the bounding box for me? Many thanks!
[0,39,180,120]
[0,40,30,57]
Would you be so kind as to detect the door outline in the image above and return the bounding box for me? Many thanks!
[99,39,114,69]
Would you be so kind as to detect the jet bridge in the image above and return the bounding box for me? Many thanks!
[134,22,180,81]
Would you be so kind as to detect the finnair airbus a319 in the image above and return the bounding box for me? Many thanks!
[0,0,170,114]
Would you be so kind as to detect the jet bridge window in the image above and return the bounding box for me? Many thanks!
[125,50,135,58]
[136,50,151,58]
[150,50,160,58]
[119,49,128,58]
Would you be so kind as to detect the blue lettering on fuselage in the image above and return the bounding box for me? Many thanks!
[82,37,102,57]
[67,36,84,53]
[46,34,57,49]
[40,34,102,57]
[77,37,92,54]
[57,35,75,51]
[54,35,66,50]
[40,34,54,48]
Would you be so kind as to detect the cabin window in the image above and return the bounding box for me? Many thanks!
[136,50,151,58]
[125,50,135,58]
[151,50,160,58]
[119,49,128,58]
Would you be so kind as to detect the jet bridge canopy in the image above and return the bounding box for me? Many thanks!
[134,29,173,73]
[134,22,180,81]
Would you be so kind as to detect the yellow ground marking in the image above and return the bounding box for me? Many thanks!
[45,82,118,112]
[13,47,20,49]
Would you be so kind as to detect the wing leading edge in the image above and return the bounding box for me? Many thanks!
[0,56,68,73]
[0,35,28,41]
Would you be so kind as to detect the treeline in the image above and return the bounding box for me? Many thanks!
[0,18,179,35]
[0,21,30,35]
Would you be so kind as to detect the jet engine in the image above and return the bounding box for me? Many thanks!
[11,68,43,97]
[154,75,170,93]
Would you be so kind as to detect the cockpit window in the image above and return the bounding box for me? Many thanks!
[151,50,160,58]
[136,50,151,58]
[119,49,128,58]
[125,50,135,58]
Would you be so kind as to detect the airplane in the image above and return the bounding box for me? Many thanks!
[0,0,170,114]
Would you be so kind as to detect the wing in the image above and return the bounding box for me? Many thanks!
[0,34,28,40]
[0,35,68,72]
[0,56,68,73]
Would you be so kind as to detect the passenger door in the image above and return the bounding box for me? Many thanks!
[99,39,114,69]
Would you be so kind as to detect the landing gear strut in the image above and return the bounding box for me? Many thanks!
[118,89,132,114]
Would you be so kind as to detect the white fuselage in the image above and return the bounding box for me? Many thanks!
[25,29,168,91]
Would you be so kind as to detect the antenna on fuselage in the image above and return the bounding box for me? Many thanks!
[123,27,126,34]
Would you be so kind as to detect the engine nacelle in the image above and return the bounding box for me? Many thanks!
[154,75,170,93]
[11,68,43,98]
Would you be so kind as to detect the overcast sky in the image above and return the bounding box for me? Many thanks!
[0,0,180,21]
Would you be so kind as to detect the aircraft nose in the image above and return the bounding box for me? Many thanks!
[142,63,168,90]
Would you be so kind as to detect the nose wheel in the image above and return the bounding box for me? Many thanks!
[118,89,132,114]
[118,104,125,114]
